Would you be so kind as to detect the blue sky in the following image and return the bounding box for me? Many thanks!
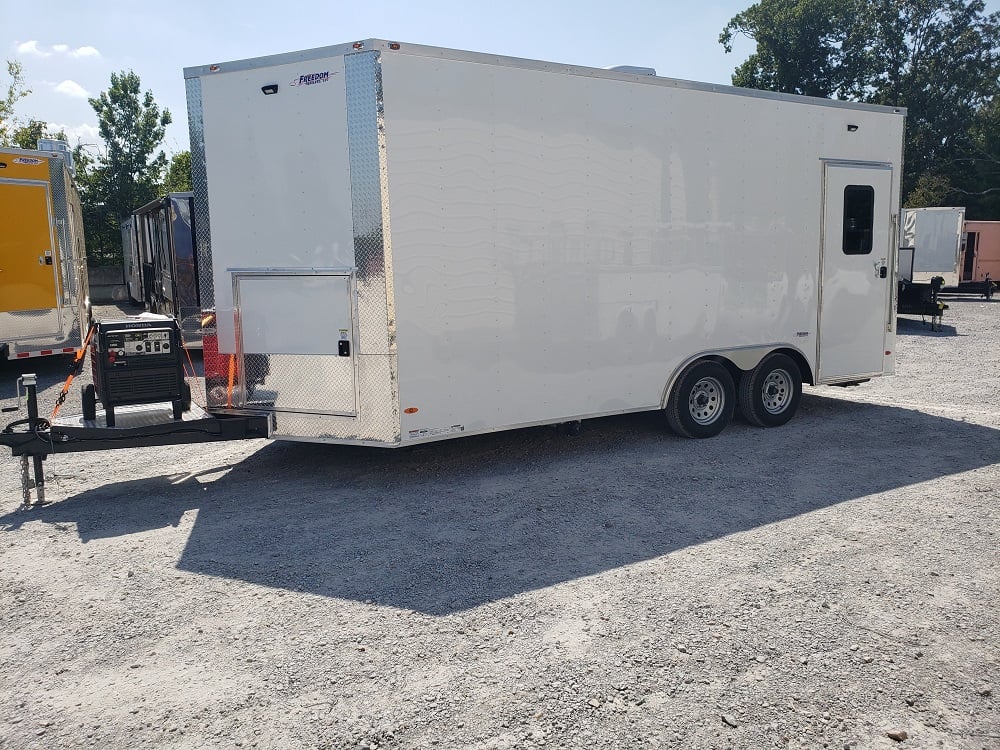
[3,0,999,155]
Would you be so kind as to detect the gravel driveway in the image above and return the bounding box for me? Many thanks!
[1,298,998,750]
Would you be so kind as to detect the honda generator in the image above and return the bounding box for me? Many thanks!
[83,316,190,427]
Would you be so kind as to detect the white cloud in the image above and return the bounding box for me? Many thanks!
[54,80,90,99]
[46,123,101,148]
[13,41,101,59]
[71,46,101,58]
[16,40,50,57]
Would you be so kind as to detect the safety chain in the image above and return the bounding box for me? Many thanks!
[50,322,97,421]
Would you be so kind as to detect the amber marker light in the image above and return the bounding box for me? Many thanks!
[404,407,419,414]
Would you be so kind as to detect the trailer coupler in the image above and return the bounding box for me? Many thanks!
[1,374,271,509]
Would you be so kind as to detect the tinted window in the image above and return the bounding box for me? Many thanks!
[843,185,874,255]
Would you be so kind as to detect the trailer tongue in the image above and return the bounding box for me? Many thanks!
[1,317,270,508]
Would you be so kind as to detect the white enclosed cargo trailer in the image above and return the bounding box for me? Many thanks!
[183,39,905,444]
[901,207,965,287]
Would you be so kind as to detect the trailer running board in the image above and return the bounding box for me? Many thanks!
[0,375,270,508]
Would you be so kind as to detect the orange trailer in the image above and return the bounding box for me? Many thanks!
[961,221,1000,290]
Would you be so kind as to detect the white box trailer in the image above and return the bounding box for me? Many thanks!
[182,39,905,444]
[901,207,965,287]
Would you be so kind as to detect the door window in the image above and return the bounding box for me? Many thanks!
[843,185,874,254]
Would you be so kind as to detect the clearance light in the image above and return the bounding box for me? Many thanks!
[404,407,419,414]
[209,65,221,72]
[389,42,401,50]
[353,42,365,50]
[885,350,891,355]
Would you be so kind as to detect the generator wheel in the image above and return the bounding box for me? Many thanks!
[181,381,192,412]
[665,359,735,439]
[82,384,97,422]
[738,353,802,427]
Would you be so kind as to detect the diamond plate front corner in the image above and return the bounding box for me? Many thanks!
[186,76,215,310]
[345,50,400,444]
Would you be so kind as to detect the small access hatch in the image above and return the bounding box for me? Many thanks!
[234,272,357,416]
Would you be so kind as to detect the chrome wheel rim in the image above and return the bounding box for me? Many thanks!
[761,368,793,414]
[688,376,725,425]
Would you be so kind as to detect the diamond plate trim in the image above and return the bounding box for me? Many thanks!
[186,76,215,310]
[345,50,400,443]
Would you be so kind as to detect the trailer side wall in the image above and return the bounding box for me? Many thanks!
[379,51,902,436]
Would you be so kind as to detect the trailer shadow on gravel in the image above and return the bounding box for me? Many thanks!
[895,317,960,337]
[2,392,998,616]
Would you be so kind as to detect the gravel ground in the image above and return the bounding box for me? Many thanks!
[1,298,998,750]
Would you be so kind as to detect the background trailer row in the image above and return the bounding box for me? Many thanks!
[121,192,202,346]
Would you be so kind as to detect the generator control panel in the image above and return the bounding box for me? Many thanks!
[105,329,174,359]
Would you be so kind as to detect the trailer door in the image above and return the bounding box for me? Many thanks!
[234,272,357,416]
[0,181,58,313]
[818,162,892,382]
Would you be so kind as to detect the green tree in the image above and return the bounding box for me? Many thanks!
[10,119,68,150]
[84,70,172,264]
[719,0,862,97]
[721,0,1000,212]
[0,59,31,145]
[162,150,192,193]
[955,96,1000,218]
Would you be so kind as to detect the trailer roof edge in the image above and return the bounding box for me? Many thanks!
[182,39,906,117]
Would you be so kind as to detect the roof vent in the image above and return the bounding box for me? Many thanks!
[605,65,656,76]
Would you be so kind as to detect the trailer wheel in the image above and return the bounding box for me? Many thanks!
[665,360,735,438]
[738,353,801,428]
[82,384,97,422]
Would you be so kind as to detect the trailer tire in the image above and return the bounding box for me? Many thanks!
[738,353,801,428]
[82,384,97,422]
[665,360,735,439]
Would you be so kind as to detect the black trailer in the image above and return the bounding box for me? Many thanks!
[130,193,202,346]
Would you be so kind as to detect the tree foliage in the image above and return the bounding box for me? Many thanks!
[10,119,67,150]
[0,59,31,145]
[721,0,1000,217]
[162,150,192,193]
[720,0,863,96]
[82,71,172,264]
